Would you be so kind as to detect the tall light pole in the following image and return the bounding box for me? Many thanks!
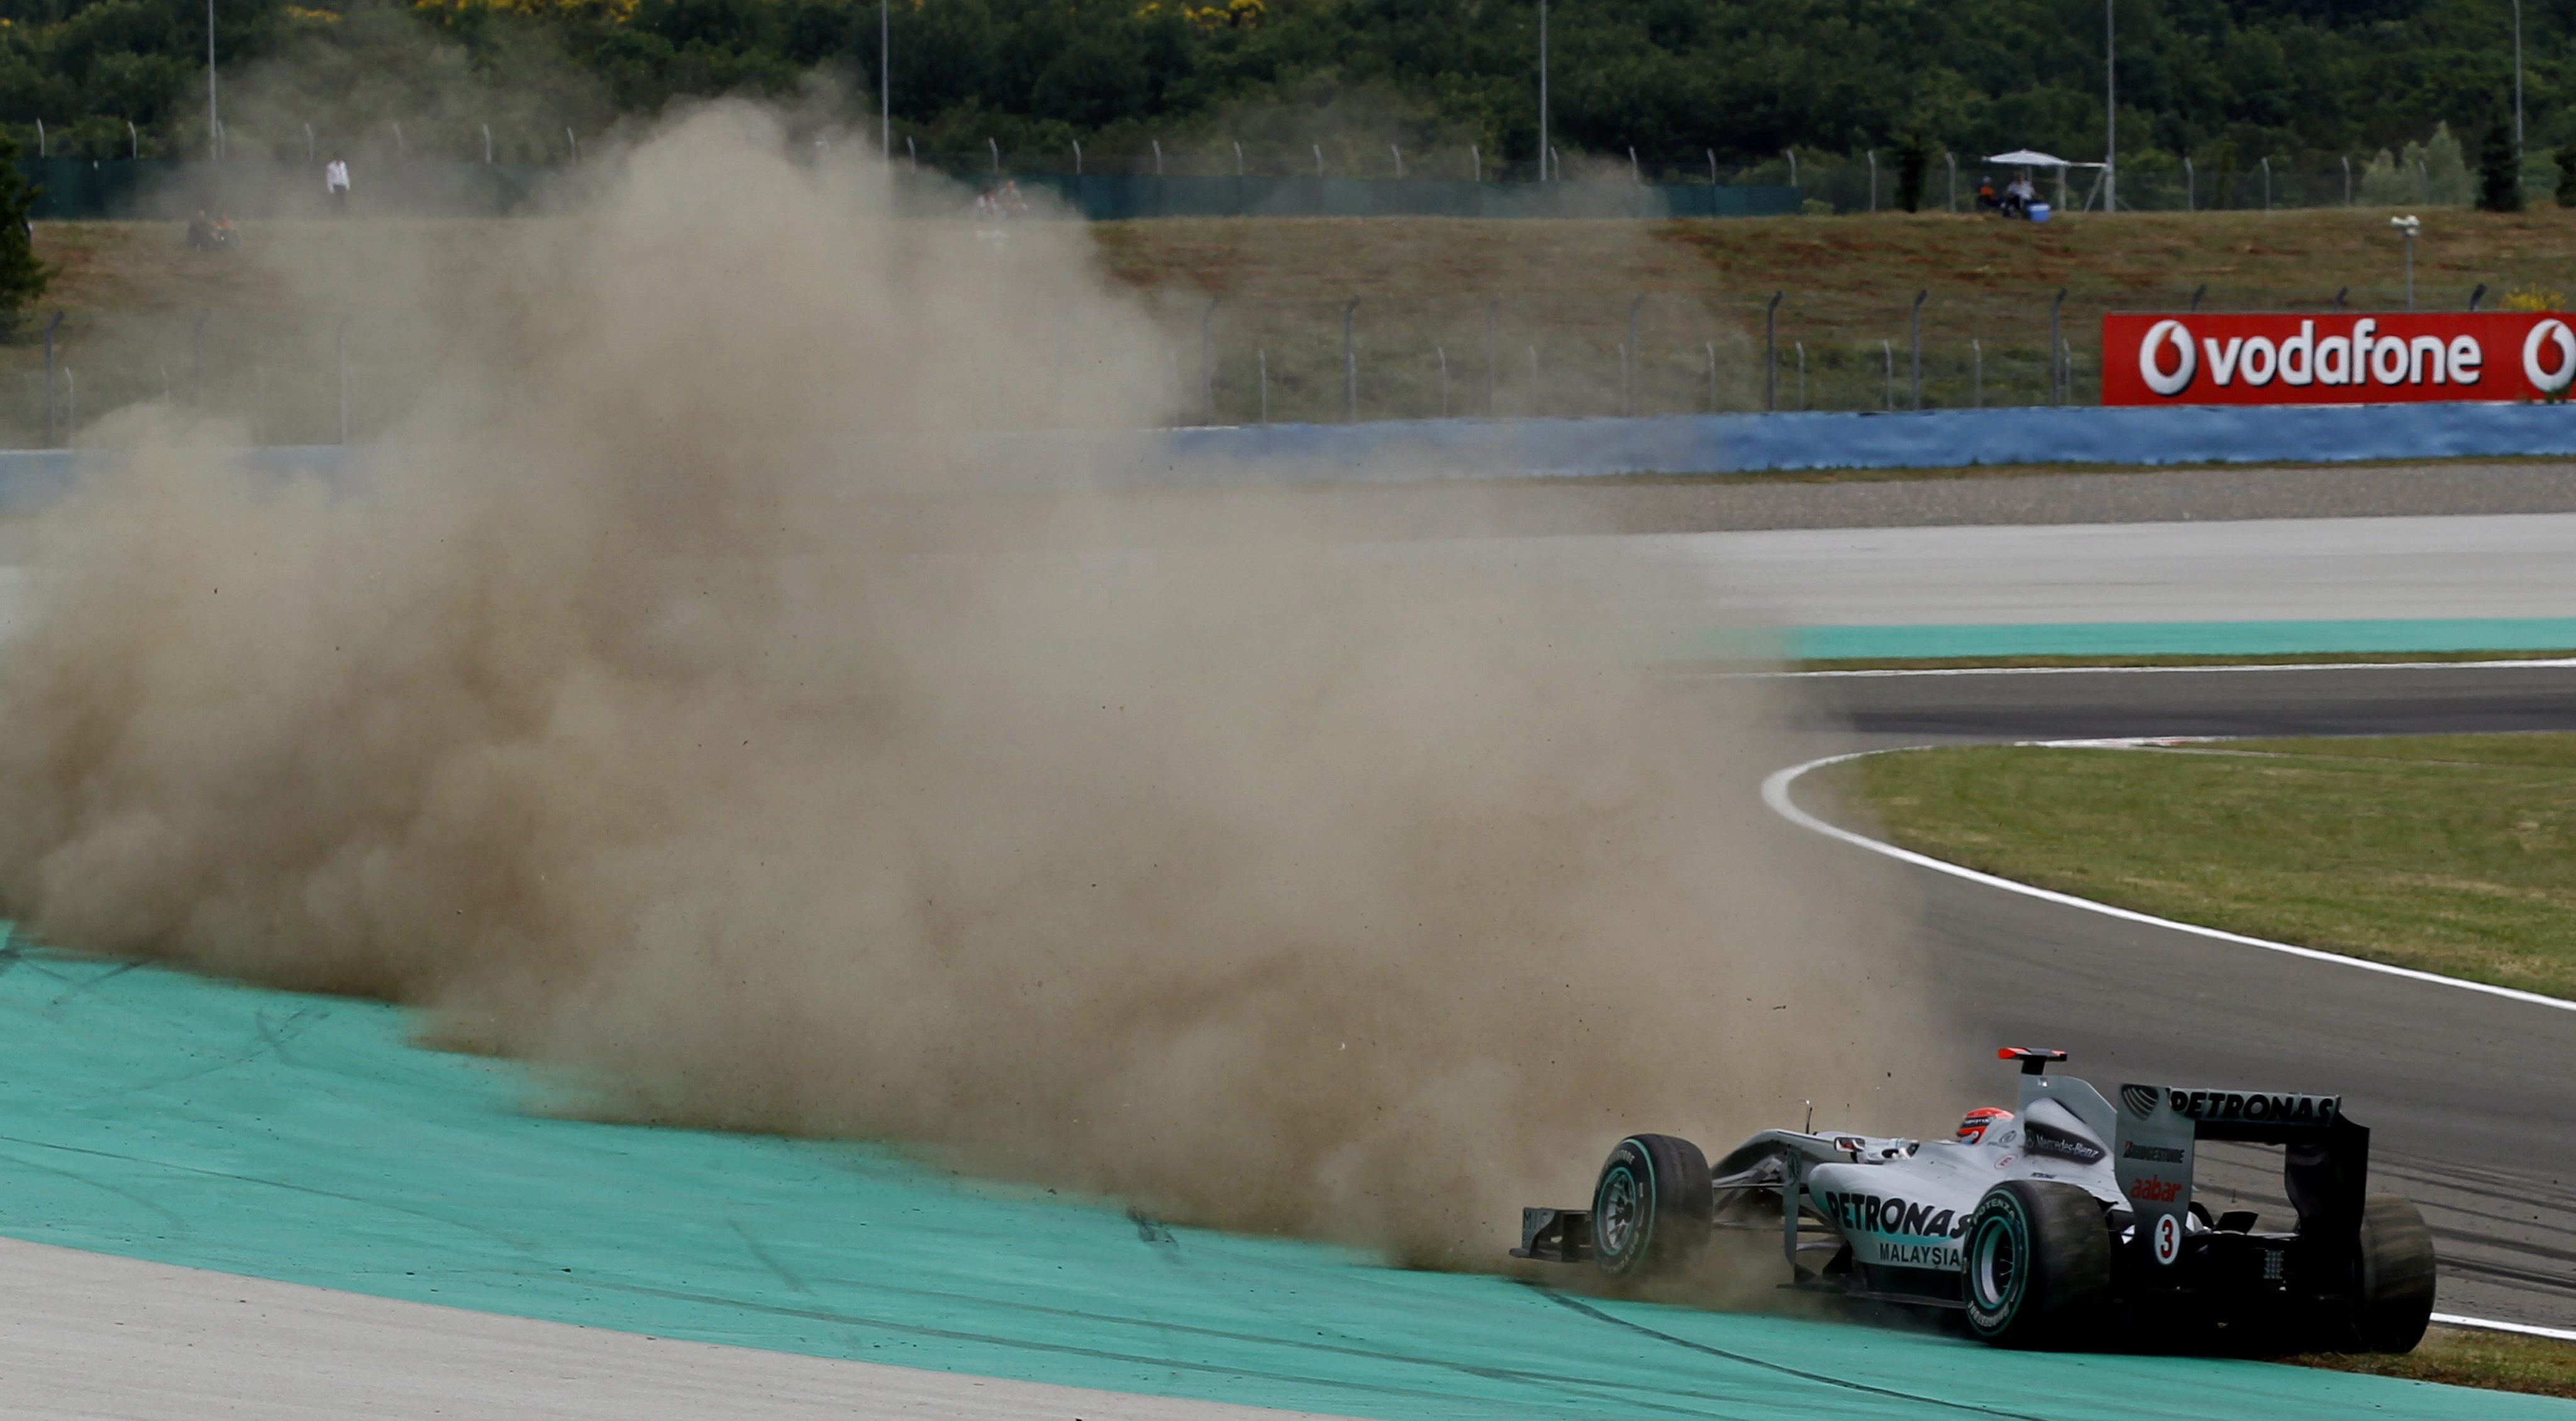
[1538,0,1548,181]
[206,0,218,160]
[2104,0,2116,213]
[880,0,889,160]
[2514,0,2524,160]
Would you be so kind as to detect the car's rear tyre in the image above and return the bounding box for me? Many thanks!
[2342,1193,2437,1354]
[1962,1181,2112,1347]
[1591,1134,1711,1281]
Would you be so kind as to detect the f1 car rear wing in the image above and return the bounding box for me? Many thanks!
[2113,1081,2368,1248]
[2006,1050,2368,1259]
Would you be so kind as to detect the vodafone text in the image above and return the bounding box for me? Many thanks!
[2099,313,2576,406]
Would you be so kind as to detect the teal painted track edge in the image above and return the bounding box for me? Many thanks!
[0,944,2560,1420]
[1755,617,2576,661]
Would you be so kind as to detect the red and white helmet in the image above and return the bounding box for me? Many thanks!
[1957,1106,2013,1144]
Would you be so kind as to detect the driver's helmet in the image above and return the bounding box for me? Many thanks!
[1957,1106,2013,1144]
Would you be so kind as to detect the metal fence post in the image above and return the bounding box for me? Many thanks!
[336,315,352,444]
[1971,338,1982,408]
[1867,149,1878,211]
[2261,156,2272,211]
[1200,296,1219,423]
[1257,348,1269,423]
[2190,284,2206,312]
[1946,152,1957,211]
[1909,289,1926,410]
[2343,155,2352,206]
[1765,291,1782,411]
[1342,296,1358,422]
[2048,288,2066,406]
[1626,293,1643,415]
[1436,344,1449,416]
[42,310,60,446]
[1880,339,1893,410]
[1704,341,1716,413]
[191,308,209,405]
[1795,340,1806,410]
[2470,282,2488,311]
[1484,299,1499,415]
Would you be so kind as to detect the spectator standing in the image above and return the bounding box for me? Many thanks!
[325,155,351,212]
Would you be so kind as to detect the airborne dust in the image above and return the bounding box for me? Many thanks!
[0,106,1957,1269]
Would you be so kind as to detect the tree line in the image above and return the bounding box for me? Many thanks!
[0,0,2562,181]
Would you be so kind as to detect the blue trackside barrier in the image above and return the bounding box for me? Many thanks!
[3,401,2573,504]
[1133,401,2576,483]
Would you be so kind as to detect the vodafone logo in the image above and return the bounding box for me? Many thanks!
[2138,320,2195,396]
[2524,319,2576,393]
[2129,318,2481,398]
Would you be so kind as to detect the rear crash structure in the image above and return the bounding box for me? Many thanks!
[1512,1048,2436,1352]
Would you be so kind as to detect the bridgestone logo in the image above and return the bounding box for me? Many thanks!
[2122,1142,2185,1162]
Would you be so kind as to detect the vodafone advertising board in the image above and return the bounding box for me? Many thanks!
[2101,312,2576,405]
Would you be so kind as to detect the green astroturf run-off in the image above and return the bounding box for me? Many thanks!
[0,939,2553,1420]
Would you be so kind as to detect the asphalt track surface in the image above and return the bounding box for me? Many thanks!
[1761,659,2576,1332]
[1447,511,2576,632]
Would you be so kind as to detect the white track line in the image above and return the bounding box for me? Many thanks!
[1763,746,2576,1343]
[1760,750,2576,1017]
[2430,1312,2576,1342]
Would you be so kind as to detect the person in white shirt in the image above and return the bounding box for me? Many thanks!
[2003,170,2036,217]
[325,156,351,212]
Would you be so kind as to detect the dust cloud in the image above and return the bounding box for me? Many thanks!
[0,104,1955,1266]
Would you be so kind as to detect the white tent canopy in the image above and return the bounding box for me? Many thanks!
[1984,149,2105,168]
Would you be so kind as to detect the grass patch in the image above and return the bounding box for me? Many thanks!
[2288,1325,2576,1399]
[1093,206,2576,421]
[1818,732,2576,1000]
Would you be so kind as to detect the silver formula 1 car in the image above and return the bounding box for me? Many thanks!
[1513,1047,2436,1352]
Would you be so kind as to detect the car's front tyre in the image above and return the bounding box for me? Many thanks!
[1962,1181,2112,1347]
[1590,1134,1711,1281]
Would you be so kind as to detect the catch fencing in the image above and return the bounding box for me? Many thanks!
[0,277,2531,451]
